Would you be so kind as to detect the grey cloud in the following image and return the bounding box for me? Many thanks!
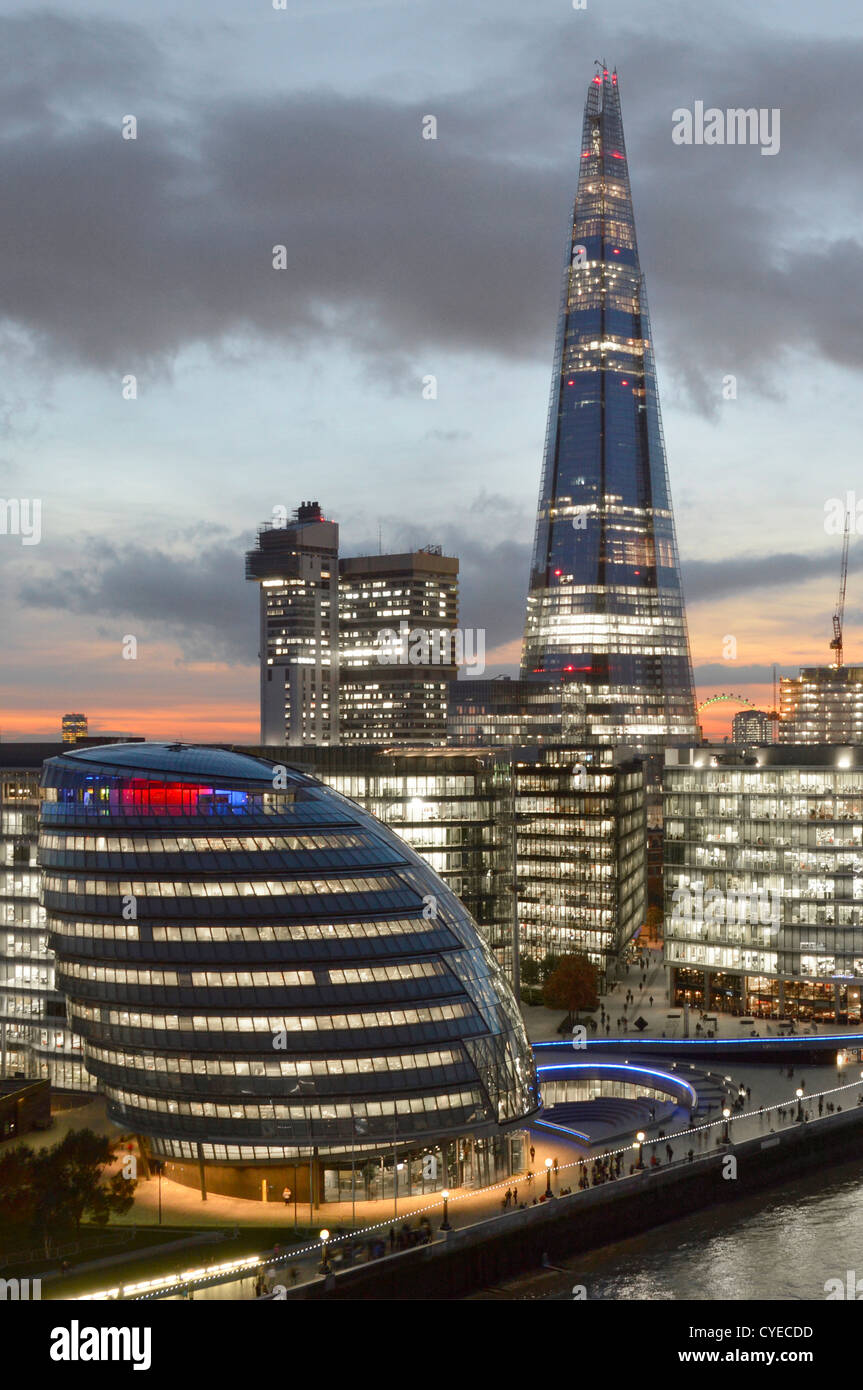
[682,548,857,603]
[18,536,258,664]
[1,14,862,412]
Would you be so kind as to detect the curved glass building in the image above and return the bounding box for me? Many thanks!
[40,743,537,1203]
[522,64,698,748]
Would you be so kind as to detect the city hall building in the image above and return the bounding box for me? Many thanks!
[664,745,863,1021]
[40,742,538,1204]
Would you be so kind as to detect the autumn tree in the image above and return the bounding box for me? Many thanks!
[542,953,599,1024]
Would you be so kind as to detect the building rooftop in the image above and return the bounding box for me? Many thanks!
[43,741,306,787]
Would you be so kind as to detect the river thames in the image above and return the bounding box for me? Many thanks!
[478,1158,863,1301]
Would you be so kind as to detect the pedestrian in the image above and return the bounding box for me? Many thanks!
[553,1156,559,1174]
[530,1144,536,1165]
[666,1143,673,1162]
[649,995,654,1007]
[282,1185,291,1206]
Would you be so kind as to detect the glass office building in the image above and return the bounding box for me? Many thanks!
[1,745,90,1090]
[664,745,863,1021]
[249,744,647,988]
[522,65,697,749]
[780,667,863,745]
[339,548,459,746]
[41,742,537,1204]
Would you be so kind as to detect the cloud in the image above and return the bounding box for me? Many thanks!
[682,548,857,603]
[1,13,862,413]
[18,534,258,665]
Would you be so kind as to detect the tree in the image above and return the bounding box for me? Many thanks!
[539,952,560,983]
[521,956,541,986]
[644,905,663,944]
[0,1144,38,1246]
[41,1129,137,1235]
[542,953,599,1024]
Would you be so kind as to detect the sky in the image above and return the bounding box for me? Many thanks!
[1,0,862,743]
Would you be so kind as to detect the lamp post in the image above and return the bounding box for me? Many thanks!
[440,1188,451,1231]
[635,1131,645,1170]
[795,1087,804,1122]
[545,1156,553,1198]
[837,1051,845,1082]
[319,1227,330,1273]
[722,1106,731,1143]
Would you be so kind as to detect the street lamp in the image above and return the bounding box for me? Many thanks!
[795,1087,804,1122]
[545,1156,553,1197]
[440,1188,451,1231]
[319,1227,330,1272]
[722,1106,731,1143]
[837,1051,845,1082]
[635,1131,646,1170]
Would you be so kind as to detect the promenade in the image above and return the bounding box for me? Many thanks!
[45,942,863,1300]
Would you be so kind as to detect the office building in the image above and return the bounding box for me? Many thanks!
[732,709,772,745]
[780,666,863,745]
[339,548,459,745]
[664,744,863,1021]
[0,745,89,1089]
[245,742,647,987]
[61,714,88,744]
[246,502,340,747]
[447,678,571,747]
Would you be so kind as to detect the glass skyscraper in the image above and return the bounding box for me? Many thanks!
[522,65,697,749]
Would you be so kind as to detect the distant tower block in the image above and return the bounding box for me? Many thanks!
[61,713,88,744]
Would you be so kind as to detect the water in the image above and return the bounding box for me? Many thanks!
[484,1159,863,1301]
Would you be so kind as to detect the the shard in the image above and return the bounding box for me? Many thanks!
[522,64,698,748]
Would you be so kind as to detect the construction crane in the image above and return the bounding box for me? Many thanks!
[830,509,851,670]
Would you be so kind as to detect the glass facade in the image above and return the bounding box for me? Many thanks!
[447,678,570,747]
[780,666,863,744]
[0,751,89,1090]
[246,503,340,747]
[254,744,647,986]
[522,66,697,749]
[338,549,459,746]
[41,742,537,1196]
[664,745,863,1020]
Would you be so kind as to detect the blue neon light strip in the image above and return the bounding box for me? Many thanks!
[536,1061,697,1107]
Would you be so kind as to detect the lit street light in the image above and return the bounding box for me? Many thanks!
[545,1156,554,1197]
[796,1087,804,1122]
[722,1106,731,1142]
[635,1130,646,1170]
[440,1188,452,1231]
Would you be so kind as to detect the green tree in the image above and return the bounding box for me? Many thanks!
[0,1144,38,1248]
[521,956,541,986]
[34,1130,137,1251]
[542,953,599,1024]
[539,952,560,983]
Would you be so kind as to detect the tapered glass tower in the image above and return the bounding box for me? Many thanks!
[522,65,697,748]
